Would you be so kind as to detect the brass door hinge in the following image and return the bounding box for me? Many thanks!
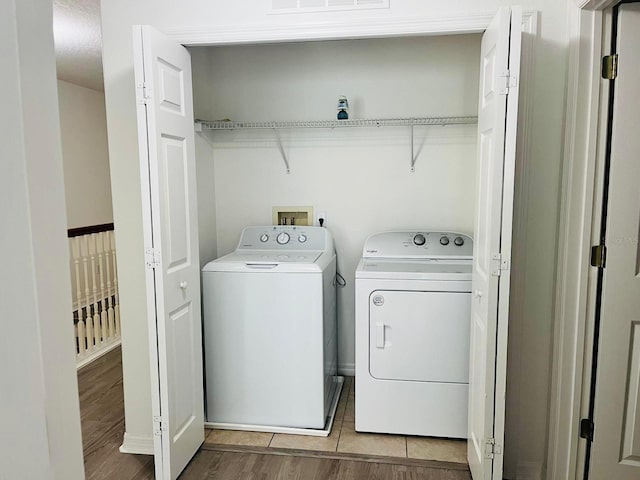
[602,54,618,80]
[590,244,607,268]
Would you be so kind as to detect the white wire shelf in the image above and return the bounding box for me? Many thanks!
[195,116,478,174]
[195,116,478,130]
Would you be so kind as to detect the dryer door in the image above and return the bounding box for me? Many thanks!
[369,290,471,383]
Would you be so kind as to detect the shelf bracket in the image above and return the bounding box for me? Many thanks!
[410,124,416,173]
[273,129,291,174]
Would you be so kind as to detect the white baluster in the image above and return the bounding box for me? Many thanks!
[82,235,94,352]
[77,319,85,356]
[104,232,115,340]
[89,234,101,345]
[97,232,108,342]
[111,231,120,337]
[72,238,82,320]
[72,238,85,355]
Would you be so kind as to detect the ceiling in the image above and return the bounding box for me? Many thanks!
[53,0,104,91]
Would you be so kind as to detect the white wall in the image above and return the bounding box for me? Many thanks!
[100,1,569,477]
[191,35,480,372]
[57,80,114,228]
[191,48,219,267]
[0,0,84,478]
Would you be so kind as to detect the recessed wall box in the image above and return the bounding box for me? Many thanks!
[272,206,314,226]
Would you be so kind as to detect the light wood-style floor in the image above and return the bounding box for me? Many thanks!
[79,345,154,479]
[79,347,471,479]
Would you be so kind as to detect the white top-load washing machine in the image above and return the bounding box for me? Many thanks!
[202,226,338,431]
[355,231,472,438]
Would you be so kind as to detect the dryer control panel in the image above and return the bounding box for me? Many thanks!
[362,231,473,260]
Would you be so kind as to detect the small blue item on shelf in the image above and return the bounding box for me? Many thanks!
[337,95,349,120]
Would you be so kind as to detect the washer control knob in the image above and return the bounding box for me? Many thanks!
[259,234,269,243]
[298,234,307,243]
[454,236,465,246]
[276,232,290,245]
[440,236,450,246]
[413,234,426,246]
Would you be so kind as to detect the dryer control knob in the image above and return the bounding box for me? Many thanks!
[298,234,307,243]
[454,236,465,246]
[413,234,426,246]
[276,232,290,245]
[440,236,450,246]
[260,234,269,243]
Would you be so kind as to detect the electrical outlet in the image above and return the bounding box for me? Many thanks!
[316,211,327,227]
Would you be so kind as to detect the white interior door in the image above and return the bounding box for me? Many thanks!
[468,7,521,480]
[133,25,204,480]
[589,4,640,479]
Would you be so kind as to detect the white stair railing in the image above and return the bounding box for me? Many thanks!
[69,225,120,369]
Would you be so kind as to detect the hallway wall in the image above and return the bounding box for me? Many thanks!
[100,2,571,477]
[57,80,113,229]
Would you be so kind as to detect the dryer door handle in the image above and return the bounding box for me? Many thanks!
[375,322,385,349]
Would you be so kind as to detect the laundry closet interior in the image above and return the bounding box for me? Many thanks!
[188,33,481,368]
[134,8,522,476]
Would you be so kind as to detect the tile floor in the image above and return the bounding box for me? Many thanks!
[204,376,467,465]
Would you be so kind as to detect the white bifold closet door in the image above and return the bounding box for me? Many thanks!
[589,4,640,479]
[467,6,521,480]
[133,25,204,480]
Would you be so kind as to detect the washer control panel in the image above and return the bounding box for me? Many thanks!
[363,231,473,259]
[238,226,328,251]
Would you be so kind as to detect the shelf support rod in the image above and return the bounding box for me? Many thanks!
[273,129,290,174]
[410,124,416,173]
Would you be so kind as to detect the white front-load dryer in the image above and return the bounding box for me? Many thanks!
[355,231,472,438]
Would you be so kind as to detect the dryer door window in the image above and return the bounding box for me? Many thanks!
[369,290,471,383]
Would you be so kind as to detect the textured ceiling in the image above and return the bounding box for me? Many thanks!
[54,0,104,91]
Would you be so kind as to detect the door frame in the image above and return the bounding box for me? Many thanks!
[139,10,537,475]
[548,1,621,479]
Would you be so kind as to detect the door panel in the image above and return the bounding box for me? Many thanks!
[589,4,640,478]
[468,7,521,480]
[162,136,190,269]
[157,59,185,114]
[621,325,640,463]
[170,303,196,437]
[133,25,204,480]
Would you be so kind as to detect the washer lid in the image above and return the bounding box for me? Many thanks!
[234,251,322,264]
[356,258,472,281]
[202,250,325,273]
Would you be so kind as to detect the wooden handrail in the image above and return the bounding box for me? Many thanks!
[68,223,114,238]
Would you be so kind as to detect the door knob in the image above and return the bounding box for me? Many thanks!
[180,281,188,290]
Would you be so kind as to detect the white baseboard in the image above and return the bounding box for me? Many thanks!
[76,339,121,370]
[338,363,355,376]
[119,432,154,455]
